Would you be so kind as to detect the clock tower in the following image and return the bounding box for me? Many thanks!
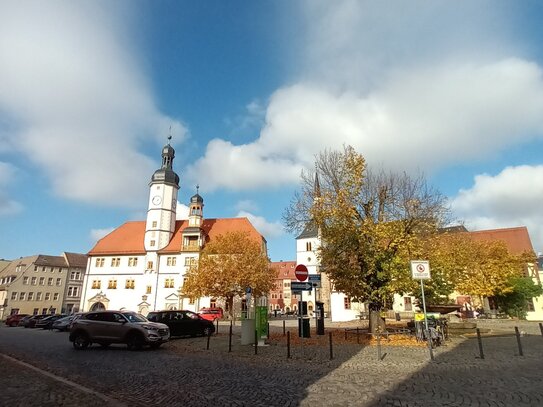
[144,137,180,251]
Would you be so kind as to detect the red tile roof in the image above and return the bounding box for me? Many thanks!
[468,226,535,255]
[270,261,296,280]
[88,218,266,255]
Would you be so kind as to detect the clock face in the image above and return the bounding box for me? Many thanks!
[152,195,162,205]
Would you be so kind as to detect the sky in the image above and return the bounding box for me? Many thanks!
[2,0,543,261]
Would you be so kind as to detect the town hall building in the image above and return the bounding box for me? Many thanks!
[79,139,266,315]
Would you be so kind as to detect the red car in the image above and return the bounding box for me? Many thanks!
[198,307,224,321]
[5,313,29,327]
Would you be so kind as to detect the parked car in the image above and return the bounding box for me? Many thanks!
[18,315,33,327]
[198,307,224,321]
[147,310,215,337]
[69,310,170,350]
[52,315,79,332]
[36,314,67,330]
[5,313,29,327]
[24,314,49,328]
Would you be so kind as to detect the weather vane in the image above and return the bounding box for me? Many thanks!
[167,125,172,144]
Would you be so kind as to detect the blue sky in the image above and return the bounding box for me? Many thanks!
[2,1,543,261]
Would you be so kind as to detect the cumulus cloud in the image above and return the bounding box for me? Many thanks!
[185,2,543,191]
[176,203,190,220]
[0,162,22,216]
[451,165,543,252]
[236,210,284,239]
[235,200,259,213]
[0,2,187,207]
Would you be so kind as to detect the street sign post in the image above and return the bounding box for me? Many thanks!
[295,264,309,281]
[308,274,321,288]
[410,260,434,360]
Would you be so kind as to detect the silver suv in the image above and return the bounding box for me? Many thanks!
[69,310,170,350]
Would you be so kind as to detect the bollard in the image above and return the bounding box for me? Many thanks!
[228,324,233,353]
[216,318,219,334]
[356,327,360,344]
[283,320,286,336]
[515,326,524,356]
[329,331,334,360]
[287,331,291,359]
[206,329,211,350]
[426,328,435,361]
[476,328,484,359]
[377,329,381,361]
[539,323,543,338]
[344,329,347,341]
[268,322,270,339]
[254,330,258,355]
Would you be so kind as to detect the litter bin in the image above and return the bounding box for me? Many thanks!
[316,301,325,335]
[298,317,310,338]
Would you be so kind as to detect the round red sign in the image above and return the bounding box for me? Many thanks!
[295,264,309,281]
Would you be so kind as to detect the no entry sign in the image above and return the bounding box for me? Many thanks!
[295,264,309,281]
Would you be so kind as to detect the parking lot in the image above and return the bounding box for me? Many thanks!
[1,320,543,406]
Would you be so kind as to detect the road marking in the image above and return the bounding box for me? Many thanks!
[0,353,126,406]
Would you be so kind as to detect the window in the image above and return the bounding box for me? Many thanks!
[67,287,79,297]
[283,281,291,288]
[42,266,46,272]
[527,299,535,312]
[28,292,34,301]
[306,242,312,251]
[42,308,47,314]
[56,278,62,286]
[33,308,39,314]
[92,280,101,289]
[39,277,45,285]
[47,277,53,286]
[111,258,120,267]
[152,221,157,228]
[125,279,135,289]
[164,278,174,288]
[11,292,17,300]
[53,293,59,300]
[167,257,177,266]
[108,279,117,289]
[95,258,105,267]
[49,308,56,314]
[34,266,38,272]
[128,257,138,267]
[146,285,152,294]
[150,240,156,247]
[344,297,351,310]
[45,293,51,300]
[147,261,153,270]
[210,299,217,308]
[36,292,42,301]
[70,271,81,280]
[23,277,29,285]
[185,257,196,266]
[31,277,37,285]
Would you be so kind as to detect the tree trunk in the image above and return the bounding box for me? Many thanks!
[369,310,386,333]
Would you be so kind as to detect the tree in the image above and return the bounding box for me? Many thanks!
[283,146,451,328]
[496,276,543,319]
[181,231,274,318]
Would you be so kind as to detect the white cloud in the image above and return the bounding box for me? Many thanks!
[0,2,187,208]
[176,203,190,220]
[236,211,284,239]
[235,200,259,213]
[90,227,115,244]
[451,165,543,252]
[0,162,22,216]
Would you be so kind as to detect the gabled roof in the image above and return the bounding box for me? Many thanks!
[88,217,266,256]
[469,226,535,256]
[34,255,66,267]
[63,252,88,268]
[270,261,297,280]
[296,221,319,239]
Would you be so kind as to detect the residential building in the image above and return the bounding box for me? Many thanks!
[0,252,87,318]
[79,140,267,315]
[269,261,298,314]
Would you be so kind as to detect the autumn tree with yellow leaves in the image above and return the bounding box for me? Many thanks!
[283,146,451,318]
[182,231,274,318]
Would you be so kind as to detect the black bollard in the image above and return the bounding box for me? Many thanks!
[539,322,543,338]
[216,318,219,334]
[377,330,381,361]
[206,329,211,350]
[228,323,233,353]
[329,331,334,360]
[356,327,360,344]
[287,331,291,359]
[254,330,258,355]
[476,328,484,359]
[515,326,524,356]
[283,320,286,336]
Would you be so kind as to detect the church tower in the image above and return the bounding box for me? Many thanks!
[144,137,180,251]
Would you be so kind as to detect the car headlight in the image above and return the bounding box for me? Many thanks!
[141,324,158,331]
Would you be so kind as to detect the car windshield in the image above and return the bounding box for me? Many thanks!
[122,312,147,323]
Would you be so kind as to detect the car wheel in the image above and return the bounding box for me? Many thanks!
[9,322,17,327]
[126,333,144,350]
[98,342,110,348]
[202,326,213,337]
[149,343,162,349]
[72,333,90,350]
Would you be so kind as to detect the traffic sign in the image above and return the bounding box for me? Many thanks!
[291,281,312,291]
[308,274,321,287]
[411,260,431,280]
[295,264,309,281]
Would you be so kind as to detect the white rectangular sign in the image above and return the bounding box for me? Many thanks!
[411,260,431,280]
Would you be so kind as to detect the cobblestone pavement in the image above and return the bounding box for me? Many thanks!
[1,321,542,407]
